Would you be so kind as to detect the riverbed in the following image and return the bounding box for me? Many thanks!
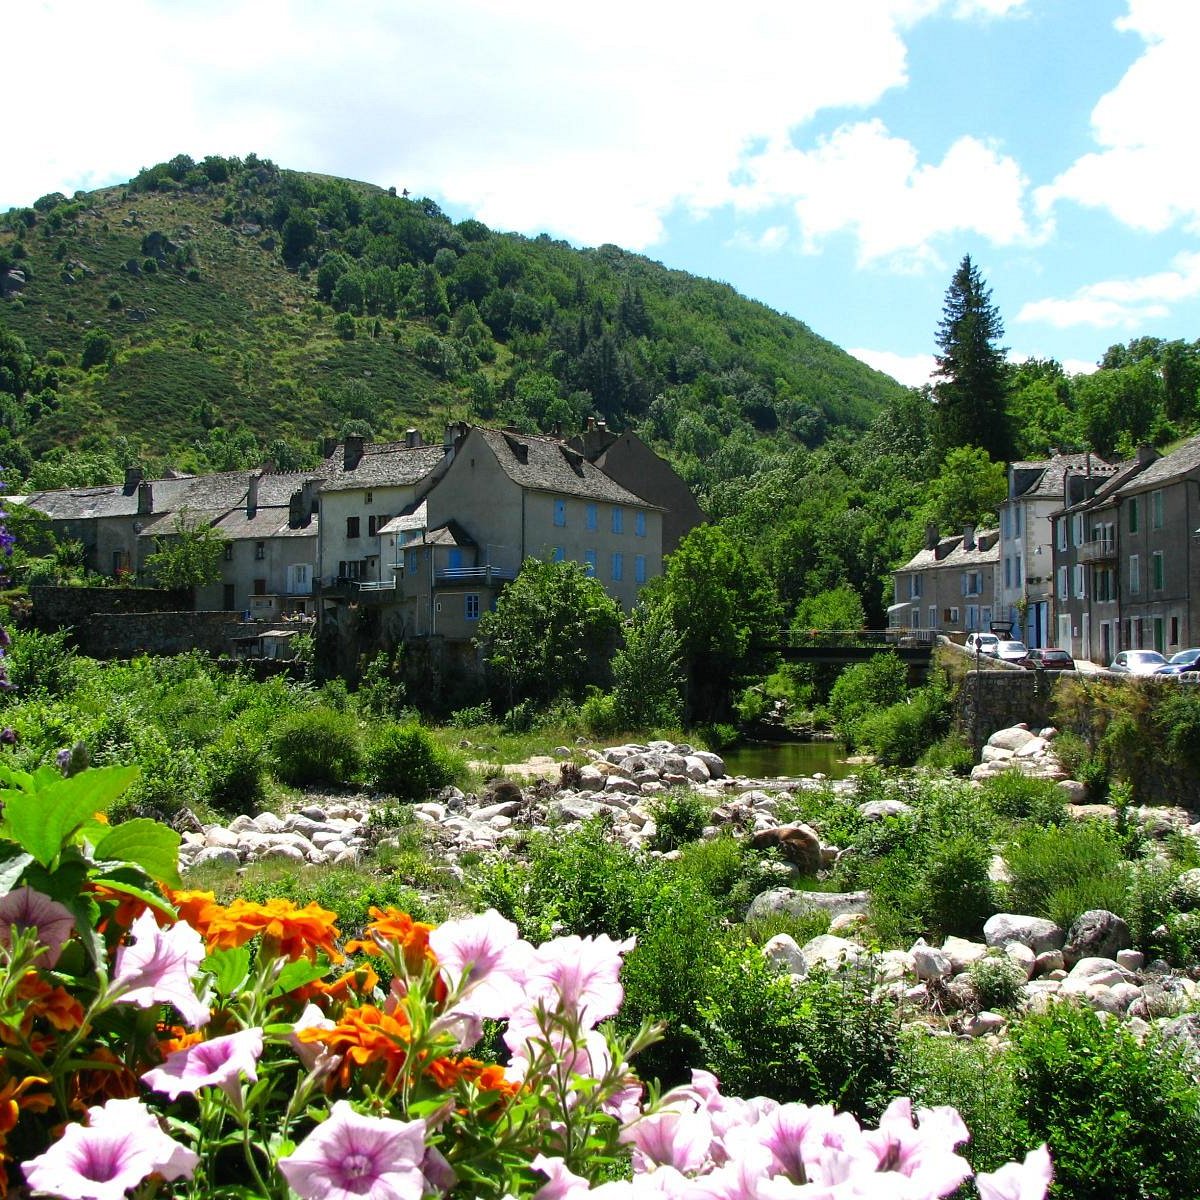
[720,740,858,781]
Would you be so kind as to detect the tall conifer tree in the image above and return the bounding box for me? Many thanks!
[933,255,1012,463]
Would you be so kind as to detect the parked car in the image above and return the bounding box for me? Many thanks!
[1155,648,1200,676]
[1017,647,1076,671]
[965,633,1000,656]
[1109,649,1169,675]
[994,640,1029,664]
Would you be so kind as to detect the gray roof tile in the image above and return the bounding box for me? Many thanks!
[319,443,446,492]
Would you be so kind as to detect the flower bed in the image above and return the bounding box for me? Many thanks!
[0,762,1050,1199]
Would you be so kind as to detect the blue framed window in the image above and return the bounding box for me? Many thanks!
[552,546,565,563]
[612,507,624,534]
[612,552,624,581]
[554,498,566,527]
[405,549,418,574]
[635,510,646,537]
[635,554,646,583]
[586,504,597,531]
[584,550,597,576]
[465,594,480,620]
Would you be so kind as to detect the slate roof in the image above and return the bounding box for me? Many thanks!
[474,428,659,507]
[1010,453,1116,501]
[378,501,428,536]
[1053,455,1156,516]
[319,442,447,492]
[896,528,1000,574]
[211,509,318,540]
[1117,434,1200,493]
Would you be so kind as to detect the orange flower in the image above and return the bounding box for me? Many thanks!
[30,986,85,1033]
[296,1003,412,1090]
[68,1047,140,1111]
[298,962,380,1006]
[157,1026,205,1057]
[204,898,342,962]
[0,1072,54,1135]
[349,907,438,973]
[162,887,222,936]
[423,1055,520,1101]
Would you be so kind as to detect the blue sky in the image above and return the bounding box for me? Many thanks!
[5,0,1198,386]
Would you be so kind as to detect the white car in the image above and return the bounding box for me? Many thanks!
[1109,649,1168,675]
[994,640,1029,664]
[965,633,1000,656]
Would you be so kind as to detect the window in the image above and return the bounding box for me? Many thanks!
[1153,550,1164,590]
[1152,489,1164,529]
[611,552,624,581]
[254,541,265,561]
[1015,506,1022,536]
[965,605,978,631]
[1129,553,1140,594]
[1172,615,1180,645]
[612,507,624,534]
[928,605,937,629]
[912,607,921,629]
[1056,518,1067,552]
[223,543,233,562]
[1074,564,1085,599]
[1128,497,1139,533]
[405,548,418,574]
[253,578,267,596]
[1072,514,1084,547]
[635,554,646,583]
[365,490,373,504]
[1004,557,1012,589]
[346,516,360,539]
[552,546,565,563]
[584,549,597,576]
[1015,557,1023,587]
[909,574,922,599]
[465,594,480,621]
[586,504,597,532]
[1002,507,1010,538]
[1094,567,1115,603]
[1057,566,1068,600]
[554,498,566,527]
[635,510,646,537]
[963,571,981,596]
[368,514,389,536]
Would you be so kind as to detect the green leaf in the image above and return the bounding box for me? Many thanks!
[93,820,181,887]
[0,847,33,895]
[2,766,140,866]
[90,876,176,920]
[270,957,331,997]
[204,946,251,995]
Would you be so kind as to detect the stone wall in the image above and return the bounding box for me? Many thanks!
[74,611,244,659]
[32,585,188,631]
[956,669,1056,751]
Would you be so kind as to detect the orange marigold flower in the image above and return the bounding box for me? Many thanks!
[363,907,437,973]
[299,962,380,1006]
[162,887,222,936]
[29,986,85,1033]
[0,1073,54,1135]
[89,882,174,932]
[68,1047,140,1110]
[157,1026,205,1057]
[296,1003,412,1090]
[205,898,343,962]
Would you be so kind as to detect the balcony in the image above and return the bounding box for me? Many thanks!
[316,576,398,602]
[1077,535,1117,564]
[433,564,519,587]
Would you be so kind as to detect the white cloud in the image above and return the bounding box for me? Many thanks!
[1061,358,1100,377]
[1017,251,1200,329]
[729,120,1041,268]
[1035,1,1200,233]
[726,225,790,253]
[849,347,937,387]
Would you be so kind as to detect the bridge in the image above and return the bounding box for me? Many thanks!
[768,629,938,681]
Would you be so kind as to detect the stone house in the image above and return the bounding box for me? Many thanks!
[890,524,1000,636]
[1049,448,1158,665]
[995,453,1115,648]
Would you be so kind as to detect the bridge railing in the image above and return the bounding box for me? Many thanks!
[776,628,938,649]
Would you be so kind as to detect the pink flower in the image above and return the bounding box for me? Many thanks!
[22,1096,197,1200]
[522,933,636,1029]
[141,1028,263,1105]
[111,909,209,1028]
[0,884,76,967]
[428,908,532,1019]
[861,1098,971,1197]
[622,1105,714,1175]
[975,1145,1053,1200]
[278,1099,427,1200]
[533,1154,592,1200]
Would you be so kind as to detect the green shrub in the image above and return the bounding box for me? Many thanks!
[203,724,265,815]
[646,790,710,851]
[111,729,205,824]
[967,954,1025,1010]
[852,677,951,766]
[741,907,831,948]
[674,835,782,920]
[828,653,907,744]
[580,688,621,736]
[1004,821,1128,927]
[268,706,362,786]
[979,770,1067,825]
[1157,690,1200,774]
[1008,1004,1200,1199]
[919,732,975,775]
[365,723,462,801]
[924,832,996,938]
[3,628,79,698]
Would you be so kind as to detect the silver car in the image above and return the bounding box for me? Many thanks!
[1109,649,1168,675]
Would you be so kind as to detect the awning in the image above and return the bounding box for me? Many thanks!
[886,601,912,614]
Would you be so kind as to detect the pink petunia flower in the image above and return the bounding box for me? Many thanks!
[141,1027,263,1105]
[622,1105,715,1175]
[0,884,76,967]
[111,909,209,1028]
[290,1002,338,1075]
[22,1096,197,1200]
[428,908,532,1019]
[975,1144,1053,1200]
[278,1099,427,1200]
[521,932,636,1029]
[533,1154,592,1200]
[861,1097,972,1197]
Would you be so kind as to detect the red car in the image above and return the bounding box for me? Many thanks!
[1016,647,1076,671]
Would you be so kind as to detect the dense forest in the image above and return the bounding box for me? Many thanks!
[2,154,1198,624]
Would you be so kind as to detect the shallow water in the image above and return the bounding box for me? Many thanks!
[720,740,856,780]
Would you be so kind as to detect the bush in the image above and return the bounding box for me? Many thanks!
[580,688,621,736]
[924,832,996,938]
[110,728,205,824]
[851,677,951,766]
[1008,1004,1200,1199]
[967,954,1025,1010]
[365,723,462,801]
[268,706,362,786]
[203,724,265,815]
[979,770,1067,825]
[827,654,907,743]
[646,790,710,851]
[919,732,975,775]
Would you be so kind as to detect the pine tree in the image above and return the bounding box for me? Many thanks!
[933,254,1011,463]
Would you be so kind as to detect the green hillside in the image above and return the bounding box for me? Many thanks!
[0,153,905,480]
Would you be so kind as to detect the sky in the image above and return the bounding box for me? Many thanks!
[5,0,1199,387]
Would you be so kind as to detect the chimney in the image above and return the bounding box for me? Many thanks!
[321,436,338,460]
[124,466,143,492]
[405,428,421,449]
[288,488,304,528]
[552,421,563,438]
[962,524,976,552]
[247,473,259,518]
[596,419,607,434]
[1135,442,1158,467]
[344,436,365,470]
[137,481,153,515]
[924,521,939,551]
[586,416,596,432]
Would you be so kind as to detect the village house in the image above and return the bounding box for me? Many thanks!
[890,524,999,636]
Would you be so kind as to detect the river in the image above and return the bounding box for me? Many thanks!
[719,740,858,780]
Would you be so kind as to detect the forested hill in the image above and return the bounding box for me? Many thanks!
[0,153,905,483]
